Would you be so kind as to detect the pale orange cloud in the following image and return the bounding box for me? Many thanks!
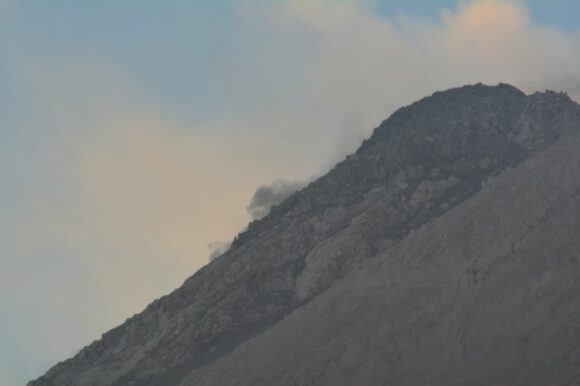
[442,0,530,59]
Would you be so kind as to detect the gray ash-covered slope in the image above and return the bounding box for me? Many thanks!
[30,83,580,386]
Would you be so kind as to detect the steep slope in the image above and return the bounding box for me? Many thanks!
[185,118,580,386]
[29,83,580,386]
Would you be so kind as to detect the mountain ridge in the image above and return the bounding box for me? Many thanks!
[30,83,580,386]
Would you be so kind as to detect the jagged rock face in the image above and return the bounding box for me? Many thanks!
[29,84,580,386]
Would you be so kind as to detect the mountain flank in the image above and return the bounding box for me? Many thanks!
[30,83,580,386]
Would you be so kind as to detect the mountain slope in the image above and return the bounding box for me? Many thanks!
[30,83,580,386]
[185,121,580,386]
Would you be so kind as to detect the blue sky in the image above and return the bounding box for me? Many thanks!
[5,0,579,113]
[1,1,580,384]
[5,0,579,115]
[376,0,580,30]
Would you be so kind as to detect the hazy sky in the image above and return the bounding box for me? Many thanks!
[1,1,580,384]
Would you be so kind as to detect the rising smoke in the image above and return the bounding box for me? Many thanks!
[246,180,307,220]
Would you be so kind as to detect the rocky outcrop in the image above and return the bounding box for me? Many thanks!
[29,83,580,386]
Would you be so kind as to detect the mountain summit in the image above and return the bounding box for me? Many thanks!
[31,84,580,386]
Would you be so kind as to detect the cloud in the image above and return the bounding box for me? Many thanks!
[441,0,530,57]
[247,180,307,220]
[262,0,580,116]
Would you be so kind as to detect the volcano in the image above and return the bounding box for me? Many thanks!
[30,83,580,386]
